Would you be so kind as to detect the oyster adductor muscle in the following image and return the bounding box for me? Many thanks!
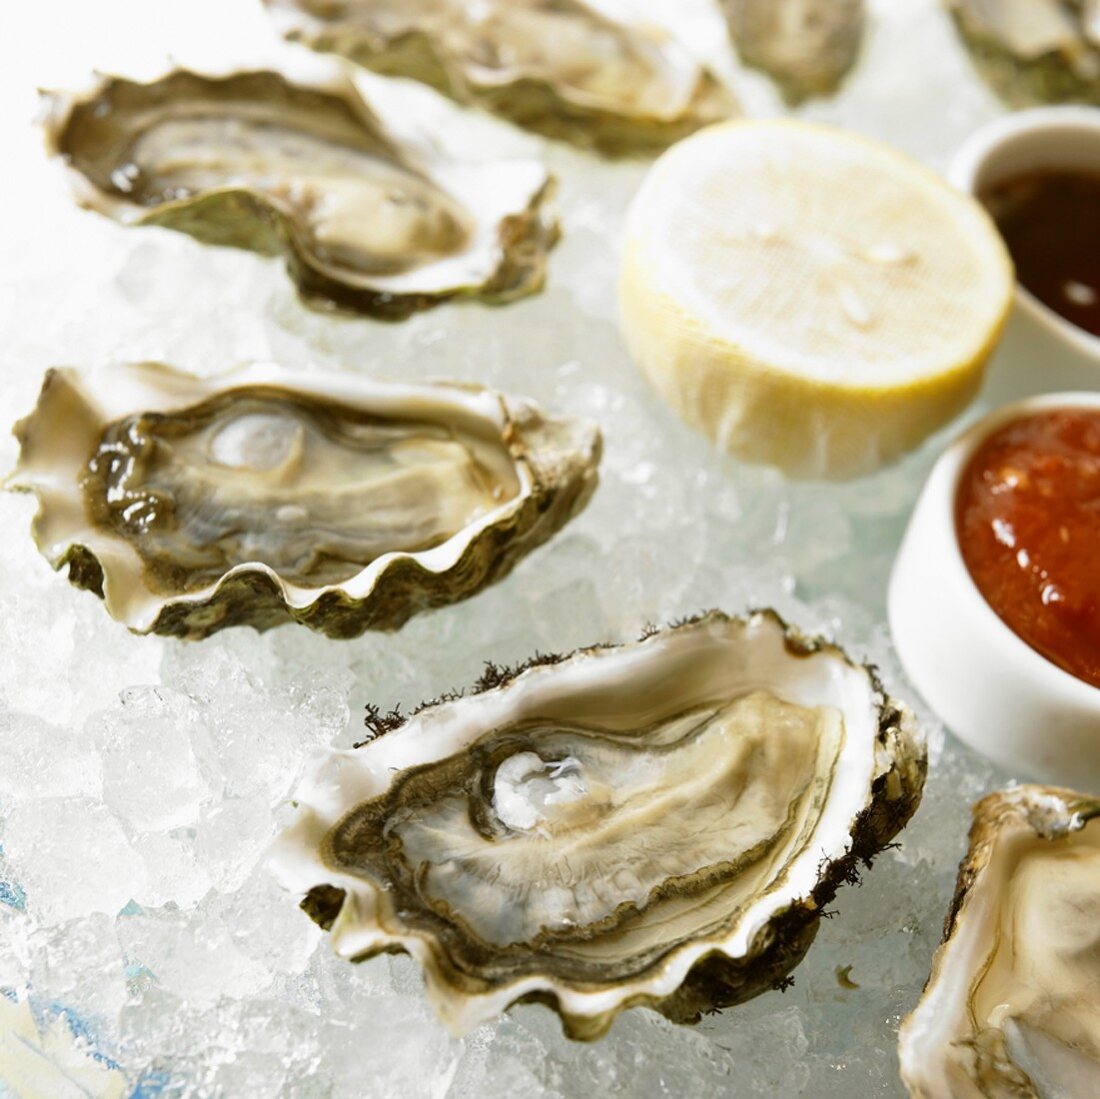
[899,785,1100,1098]
[271,610,925,1039]
[42,65,557,318]
[263,0,737,155]
[10,362,600,639]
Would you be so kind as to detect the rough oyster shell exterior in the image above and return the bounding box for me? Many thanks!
[263,0,737,156]
[949,0,1100,106]
[10,362,600,640]
[720,0,865,104]
[41,63,558,319]
[899,784,1100,1098]
[271,609,925,1039]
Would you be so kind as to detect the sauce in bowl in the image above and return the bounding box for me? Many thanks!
[956,408,1100,689]
[981,171,1100,338]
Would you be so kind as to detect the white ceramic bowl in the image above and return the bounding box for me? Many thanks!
[889,391,1100,788]
[950,108,1100,401]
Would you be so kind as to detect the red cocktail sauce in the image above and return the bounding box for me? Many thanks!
[955,409,1100,689]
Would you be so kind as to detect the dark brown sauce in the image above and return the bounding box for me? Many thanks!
[980,170,1100,338]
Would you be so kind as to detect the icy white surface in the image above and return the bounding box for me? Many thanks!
[0,1,1021,1096]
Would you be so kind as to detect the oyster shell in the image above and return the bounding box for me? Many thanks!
[898,785,1100,1097]
[720,0,865,103]
[262,0,737,156]
[948,0,1100,106]
[271,610,925,1039]
[9,362,600,639]
[42,64,557,319]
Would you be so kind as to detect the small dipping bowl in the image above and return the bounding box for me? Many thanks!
[951,108,1100,401]
[889,392,1100,788]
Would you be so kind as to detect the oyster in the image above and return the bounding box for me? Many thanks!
[271,610,925,1039]
[262,0,737,156]
[898,785,1100,1097]
[720,0,865,103]
[42,64,557,319]
[9,362,600,639]
[948,0,1100,106]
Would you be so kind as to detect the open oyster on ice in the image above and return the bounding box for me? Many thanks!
[948,0,1100,105]
[41,62,557,318]
[263,0,737,155]
[899,785,1100,1098]
[272,610,925,1039]
[720,0,865,103]
[9,362,599,639]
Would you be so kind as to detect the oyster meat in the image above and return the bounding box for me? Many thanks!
[720,0,865,103]
[899,785,1100,1097]
[10,362,600,639]
[271,610,925,1039]
[949,0,1100,105]
[42,64,557,318]
[263,0,737,155]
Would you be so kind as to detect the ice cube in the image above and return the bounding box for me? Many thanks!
[3,799,145,924]
[93,686,213,833]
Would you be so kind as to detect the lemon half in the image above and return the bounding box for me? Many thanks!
[619,120,1014,479]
